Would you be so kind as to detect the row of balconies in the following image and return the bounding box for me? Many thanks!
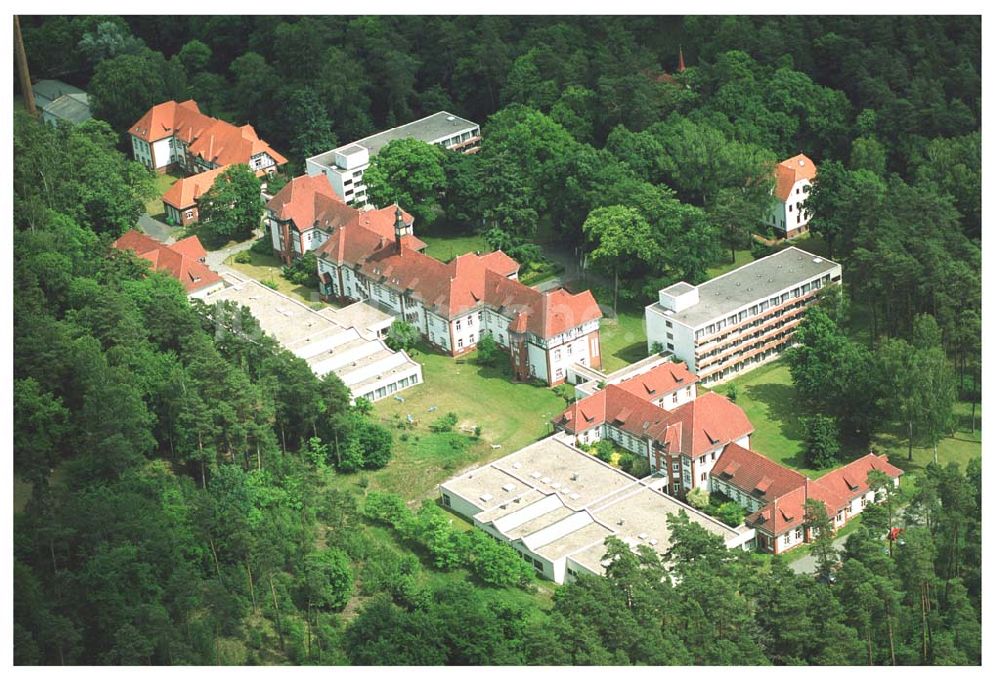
[692,289,820,348]
[696,306,806,367]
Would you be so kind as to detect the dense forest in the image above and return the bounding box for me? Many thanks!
[14,15,980,665]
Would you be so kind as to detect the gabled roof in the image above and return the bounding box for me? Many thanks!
[774,153,816,201]
[112,230,221,294]
[662,392,754,457]
[267,174,358,234]
[616,361,698,403]
[554,383,752,458]
[161,165,229,210]
[128,100,287,168]
[814,453,904,511]
[317,222,596,336]
[711,442,806,503]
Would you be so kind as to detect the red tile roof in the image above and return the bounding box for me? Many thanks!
[554,382,753,458]
[661,392,754,457]
[317,223,597,337]
[616,361,699,403]
[267,174,358,234]
[112,230,222,294]
[775,153,816,201]
[129,100,286,170]
[161,165,229,210]
[711,443,806,503]
[814,453,904,512]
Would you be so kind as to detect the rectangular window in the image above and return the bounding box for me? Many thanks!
[673,483,680,493]
[700,472,707,482]
[795,527,803,540]
[441,493,451,507]
[672,392,678,404]
[699,455,706,465]
[456,319,462,330]
[666,342,674,351]
[672,463,680,472]
[457,338,464,349]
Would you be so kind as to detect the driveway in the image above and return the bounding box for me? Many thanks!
[137,213,175,243]
[788,533,852,574]
[204,231,262,272]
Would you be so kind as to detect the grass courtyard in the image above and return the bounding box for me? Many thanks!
[420,232,490,262]
[144,172,181,218]
[341,344,569,502]
[711,360,981,480]
[224,250,327,306]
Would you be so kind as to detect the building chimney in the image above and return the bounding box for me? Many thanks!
[394,204,406,253]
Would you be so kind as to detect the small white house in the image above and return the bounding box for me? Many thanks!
[765,154,816,237]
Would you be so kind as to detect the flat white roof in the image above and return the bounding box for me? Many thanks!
[308,111,479,168]
[204,278,420,398]
[650,247,840,329]
[441,435,740,576]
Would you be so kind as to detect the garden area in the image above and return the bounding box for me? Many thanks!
[143,171,181,219]
[337,341,571,503]
[224,238,326,306]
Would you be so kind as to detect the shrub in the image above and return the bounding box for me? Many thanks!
[281,252,319,288]
[386,320,420,352]
[650,341,665,354]
[261,278,279,290]
[686,487,710,509]
[430,412,459,433]
[594,440,614,463]
[726,385,738,402]
[233,251,252,264]
[250,235,273,255]
[475,332,499,366]
[717,501,746,527]
[363,491,410,527]
[620,452,651,479]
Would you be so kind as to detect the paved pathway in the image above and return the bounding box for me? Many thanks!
[788,533,852,575]
[533,242,612,293]
[137,213,175,243]
[204,233,259,270]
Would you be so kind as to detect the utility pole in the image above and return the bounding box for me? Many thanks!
[13,16,37,116]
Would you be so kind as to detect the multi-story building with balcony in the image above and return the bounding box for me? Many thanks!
[764,153,816,237]
[645,247,841,385]
[305,111,480,205]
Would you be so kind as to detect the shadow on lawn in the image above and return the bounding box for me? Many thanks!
[612,341,649,367]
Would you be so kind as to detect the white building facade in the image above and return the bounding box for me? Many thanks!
[645,247,841,385]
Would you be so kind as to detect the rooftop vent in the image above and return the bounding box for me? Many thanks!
[552,482,563,490]
[798,159,806,166]
[530,471,542,479]
[502,483,516,493]
[571,473,579,481]
[541,477,552,485]
[447,115,456,121]
[512,462,522,469]
[479,493,494,503]
[617,519,625,526]
[649,538,658,546]
[638,532,648,540]
[513,497,522,503]
[812,257,823,264]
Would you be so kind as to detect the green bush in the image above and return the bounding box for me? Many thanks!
[594,440,614,463]
[261,279,279,290]
[233,251,252,264]
[717,501,747,527]
[429,412,459,433]
[250,235,273,255]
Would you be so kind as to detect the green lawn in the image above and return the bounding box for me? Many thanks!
[707,249,755,280]
[420,233,489,262]
[224,251,328,306]
[145,172,182,217]
[598,307,648,372]
[712,360,982,480]
[347,344,567,502]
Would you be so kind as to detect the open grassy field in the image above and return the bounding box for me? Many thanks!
[224,251,327,306]
[420,232,489,262]
[598,306,648,372]
[711,360,982,480]
[707,249,755,280]
[342,344,568,502]
[145,172,182,218]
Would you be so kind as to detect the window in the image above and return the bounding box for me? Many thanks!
[789,205,793,212]
[457,338,464,349]
[784,532,791,543]
[795,527,803,540]
[665,320,673,328]
[477,311,482,321]
[700,472,707,482]
[467,315,473,325]
[699,455,706,465]
[687,386,693,396]
[456,319,462,330]
[672,392,678,404]
[666,343,674,351]
[666,332,673,340]
[673,483,680,493]
[672,463,680,472]
[532,559,543,571]
[185,209,194,219]
[468,335,474,345]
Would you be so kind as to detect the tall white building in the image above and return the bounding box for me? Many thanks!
[645,247,841,385]
[305,111,480,205]
[764,153,816,237]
